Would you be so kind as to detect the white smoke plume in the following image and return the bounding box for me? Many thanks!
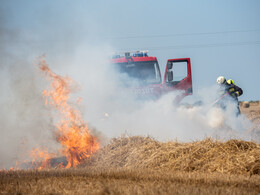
[58,46,253,142]
[0,13,59,169]
[0,41,254,169]
[0,5,255,170]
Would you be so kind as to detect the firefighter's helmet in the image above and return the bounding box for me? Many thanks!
[216,76,226,84]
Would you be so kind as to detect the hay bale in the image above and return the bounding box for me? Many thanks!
[243,101,250,108]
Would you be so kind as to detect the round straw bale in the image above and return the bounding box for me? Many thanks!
[243,101,250,108]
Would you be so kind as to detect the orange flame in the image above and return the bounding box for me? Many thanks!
[33,57,99,168]
[30,148,53,169]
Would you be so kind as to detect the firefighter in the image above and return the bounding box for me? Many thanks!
[216,76,243,115]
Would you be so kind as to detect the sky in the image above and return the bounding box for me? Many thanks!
[1,0,259,101]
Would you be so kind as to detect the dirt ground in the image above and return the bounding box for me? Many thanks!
[0,101,260,195]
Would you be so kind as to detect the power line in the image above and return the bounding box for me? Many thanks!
[106,29,260,40]
[116,40,260,51]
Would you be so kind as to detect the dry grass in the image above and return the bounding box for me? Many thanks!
[240,101,260,140]
[0,168,259,194]
[1,137,259,194]
[82,136,260,176]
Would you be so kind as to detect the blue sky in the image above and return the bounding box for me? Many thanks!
[1,0,260,100]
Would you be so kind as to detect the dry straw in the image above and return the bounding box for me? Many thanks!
[82,136,260,175]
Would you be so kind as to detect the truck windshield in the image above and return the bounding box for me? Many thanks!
[114,61,161,85]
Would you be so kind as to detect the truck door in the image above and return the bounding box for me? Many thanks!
[163,58,192,97]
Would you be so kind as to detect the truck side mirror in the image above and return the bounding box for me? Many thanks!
[167,71,173,82]
[167,62,173,70]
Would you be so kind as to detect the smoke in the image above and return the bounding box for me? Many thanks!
[0,53,58,169]
[85,83,253,142]
[0,37,254,169]
[56,46,253,142]
[0,2,255,170]
[0,11,57,169]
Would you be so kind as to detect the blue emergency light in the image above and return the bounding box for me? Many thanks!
[133,52,148,57]
[112,50,148,58]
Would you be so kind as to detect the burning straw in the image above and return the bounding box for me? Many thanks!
[31,57,99,168]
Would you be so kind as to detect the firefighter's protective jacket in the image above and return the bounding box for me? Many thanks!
[223,82,243,100]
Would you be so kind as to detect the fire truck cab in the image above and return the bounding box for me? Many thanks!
[111,51,192,101]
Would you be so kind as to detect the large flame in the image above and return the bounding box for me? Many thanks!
[34,57,99,168]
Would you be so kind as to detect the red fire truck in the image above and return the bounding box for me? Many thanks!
[111,51,192,101]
